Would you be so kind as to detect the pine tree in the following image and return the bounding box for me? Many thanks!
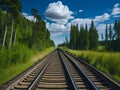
[109,24,112,41]
[114,20,120,40]
[69,25,74,49]
[84,23,89,50]
[65,35,69,48]
[89,20,98,50]
[105,24,108,50]
[108,24,113,51]
[101,33,104,40]
[79,24,85,49]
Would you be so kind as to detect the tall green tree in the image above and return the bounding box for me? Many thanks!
[79,24,85,49]
[114,20,120,40]
[9,0,21,49]
[105,24,108,50]
[112,20,120,51]
[0,0,21,49]
[108,24,113,51]
[84,23,89,50]
[0,0,10,49]
[65,35,69,48]
[69,25,74,49]
[89,20,98,50]
[101,33,104,40]
[109,24,112,41]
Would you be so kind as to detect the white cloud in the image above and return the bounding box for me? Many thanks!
[44,1,74,24]
[22,12,36,22]
[111,3,120,15]
[47,23,70,38]
[79,10,83,13]
[113,15,120,17]
[96,24,106,40]
[114,3,119,8]
[96,24,106,31]
[71,18,91,25]
[96,24,114,40]
[48,23,66,32]
[94,13,110,22]
[71,18,92,30]
[47,18,92,39]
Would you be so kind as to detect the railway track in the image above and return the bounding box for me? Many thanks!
[0,49,120,90]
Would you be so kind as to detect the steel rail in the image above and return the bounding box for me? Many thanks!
[61,50,99,90]
[63,50,120,89]
[28,56,53,90]
[58,51,79,90]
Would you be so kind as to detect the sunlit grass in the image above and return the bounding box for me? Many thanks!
[0,61,34,85]
[65,49,120,83]
[0,47,55,85]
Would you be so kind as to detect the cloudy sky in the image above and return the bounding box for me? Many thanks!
[21,0,120,46]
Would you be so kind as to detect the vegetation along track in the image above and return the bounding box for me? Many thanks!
[0,49,120,90]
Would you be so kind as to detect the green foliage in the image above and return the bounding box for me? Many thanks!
[104,20,120,51]
[0,47,55,85]
[0,1,55,71]
[0,0,55,85]
[89,21,98,50]
[62,21,98,50]
[0,61,34,85]
[114,20,120,40]
[0,43,33,68]
[69,25,79,49]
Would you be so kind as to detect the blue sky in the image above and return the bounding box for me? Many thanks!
[21,0,120,46]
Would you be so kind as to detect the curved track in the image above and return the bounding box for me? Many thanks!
[0,49,120,90]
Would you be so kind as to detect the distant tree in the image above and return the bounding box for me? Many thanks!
[114,20,120,40]
[89,20,98,50]
[109,24,112,41]
[31,8,38,21]
[112,20,120,51]
[74,24,79,49]
[108,24,113,51]
[65,35,69,48]
[105,24,108,50]
[69,25,74,49]
[101,33,104,40]
[69,24,79,49]
[79,24,85,49]
[84,23,89,50]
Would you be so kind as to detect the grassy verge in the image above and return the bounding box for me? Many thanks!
[0,47,55,85]
[63,48,120,83]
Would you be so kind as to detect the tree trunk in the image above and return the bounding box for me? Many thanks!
[9,18,14,49]
[13,29,17,45]
[2,10,8,49]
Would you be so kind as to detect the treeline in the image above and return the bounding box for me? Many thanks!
[59,21,99,50]
[59,19,120,51]
[0,0,54,68]
[104,20,120,51]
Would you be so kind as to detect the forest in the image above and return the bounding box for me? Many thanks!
[59,20,120,51]
[0,0,55,69]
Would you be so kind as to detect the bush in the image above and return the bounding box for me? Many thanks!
[0,44,33,69]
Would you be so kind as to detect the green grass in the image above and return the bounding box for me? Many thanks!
[0,47,55,85]
[98,45,105,51]
[0,61,34,85]
[64,49,120,83]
